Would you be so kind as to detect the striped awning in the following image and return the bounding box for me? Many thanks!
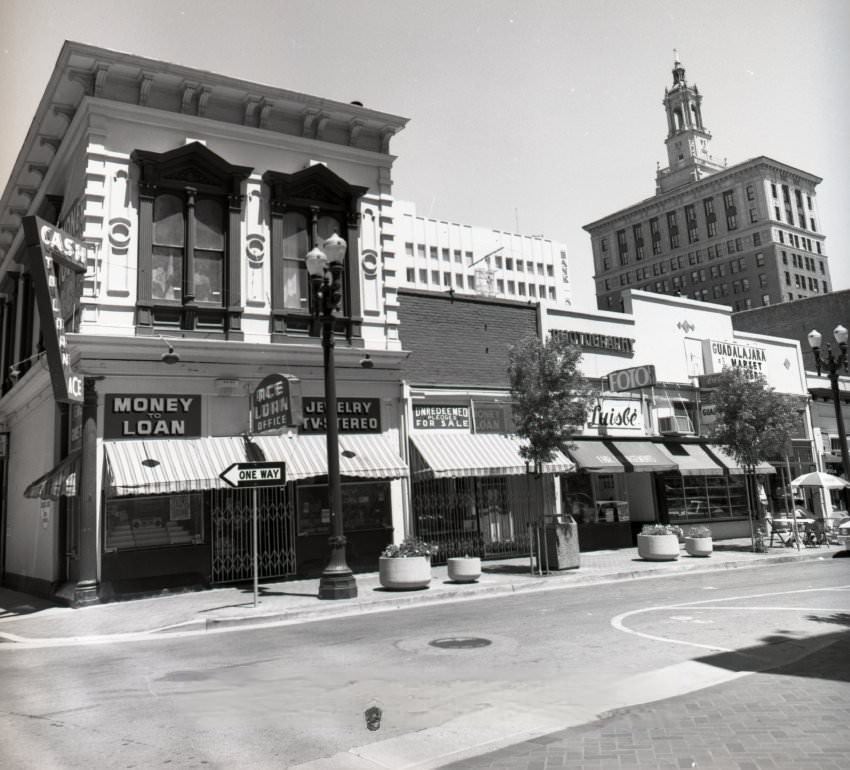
[104,437,247,496]
[658,442,725,476]
[706,445,776,475]
[253,432,408,480]
[409,432,574,479]
[105,432,408,496]
[24,451,81,500]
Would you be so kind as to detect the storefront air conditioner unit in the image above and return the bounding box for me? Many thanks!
[658,415,694,435]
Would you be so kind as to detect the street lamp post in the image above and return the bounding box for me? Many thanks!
[305,232,357,600]
[807,324,850,514]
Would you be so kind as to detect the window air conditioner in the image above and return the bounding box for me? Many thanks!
[658,415,694,435]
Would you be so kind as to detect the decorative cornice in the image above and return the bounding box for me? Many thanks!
[39,135,62,154]
[181,81,198,114]
[52,103,77,124]
[138,72,154,106]
[198,86,212,117]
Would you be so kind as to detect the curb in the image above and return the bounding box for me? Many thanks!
[155,547,836,636]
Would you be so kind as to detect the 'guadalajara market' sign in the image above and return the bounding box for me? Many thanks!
[22,216,88,403]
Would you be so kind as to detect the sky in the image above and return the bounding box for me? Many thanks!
[1,0,849,310]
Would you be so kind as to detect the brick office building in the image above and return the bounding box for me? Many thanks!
[584,57,832,313]
[733,291,850,496]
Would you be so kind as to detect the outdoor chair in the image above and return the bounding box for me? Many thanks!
[804,520,827,547]
[766,518,793,547]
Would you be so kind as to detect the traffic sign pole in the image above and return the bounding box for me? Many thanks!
[252,487,259,607]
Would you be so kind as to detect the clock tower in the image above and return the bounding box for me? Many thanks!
[656,53,725,193]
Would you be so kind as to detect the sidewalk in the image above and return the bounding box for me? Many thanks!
[0,539,845,644]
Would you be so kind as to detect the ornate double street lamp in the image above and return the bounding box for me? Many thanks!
[305,232,357,600]
[807,324,850,513]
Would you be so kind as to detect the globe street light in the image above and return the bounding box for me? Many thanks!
[305,232,357,600]
[807,324,850,514]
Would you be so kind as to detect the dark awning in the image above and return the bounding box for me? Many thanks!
[607,441,678,472]
[564,440,625,473]
[705,445,776,475]
[24,451,81,500]
[658,442,725,476]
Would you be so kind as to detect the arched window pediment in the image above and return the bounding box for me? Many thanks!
[132,142,252,197]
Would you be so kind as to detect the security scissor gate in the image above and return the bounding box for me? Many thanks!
[413,475,539,565]
[210,486,295,584]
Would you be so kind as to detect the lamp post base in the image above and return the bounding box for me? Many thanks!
[318,570,358,599]
[318,535,357,599]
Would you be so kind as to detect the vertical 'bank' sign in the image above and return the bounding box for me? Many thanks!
[251,373,303,434]
[22,216,88,404]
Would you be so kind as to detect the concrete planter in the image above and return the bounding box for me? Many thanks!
[637,533,680,561]
[685,536,713,557]
[447,557,481,583]
[378,556,432,590]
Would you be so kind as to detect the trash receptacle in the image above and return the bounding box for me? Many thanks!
[542,514,580,570]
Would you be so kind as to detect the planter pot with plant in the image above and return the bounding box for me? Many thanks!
[378,538,437,590]
[684,525,713,557]
[446,555,482,583]
[636,524,681,561]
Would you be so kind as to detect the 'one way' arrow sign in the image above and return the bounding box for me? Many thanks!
[219,461,286,489]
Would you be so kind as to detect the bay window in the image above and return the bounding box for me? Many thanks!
[264,165,367,340]
[133,143,251,336]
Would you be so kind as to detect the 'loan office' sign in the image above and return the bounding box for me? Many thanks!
[22,216,89,403]
[104,394,202,439]
[300,397,381,434]
[251,373,302,434]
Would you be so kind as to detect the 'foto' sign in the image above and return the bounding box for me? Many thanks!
[251,373,302,434]
[607,364,656,393]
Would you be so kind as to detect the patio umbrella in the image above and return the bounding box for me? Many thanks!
[791,471,850,489]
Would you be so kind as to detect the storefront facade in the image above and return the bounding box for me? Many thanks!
[542,290,814,544]
[0,42,410,603]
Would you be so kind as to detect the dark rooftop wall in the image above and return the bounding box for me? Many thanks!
[398,290,538,388]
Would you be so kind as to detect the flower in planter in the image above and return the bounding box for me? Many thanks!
[640,524,678,536]
[685,525,712,538]
[381,537,438,558]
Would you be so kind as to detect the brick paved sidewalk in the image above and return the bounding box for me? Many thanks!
[441,634,850,770]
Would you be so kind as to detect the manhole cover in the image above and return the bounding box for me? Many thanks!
[428,637,492,649]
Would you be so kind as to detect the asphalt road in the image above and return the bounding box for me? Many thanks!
[1,559,847,769]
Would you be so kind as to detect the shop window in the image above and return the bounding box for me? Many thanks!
[105,493,204,551]
[662,473,747,522]
[133,143,251,335]
[297,481,391,536]
[264,165,368,339]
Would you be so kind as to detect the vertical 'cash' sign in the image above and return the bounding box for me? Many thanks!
[22,216,88,403]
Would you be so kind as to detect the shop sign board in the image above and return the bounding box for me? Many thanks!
[22,216,88,404]
[300,397,381,434]
[550,329,635,356]
[219,461,286,489]
[104,394,202,438]
[472,401,516,434]
[700,403,718,426]
[606,364,656,392]
[587,398,643,431]
[413,404,470,430]
[702,339,767,380]
[251,373,303,434]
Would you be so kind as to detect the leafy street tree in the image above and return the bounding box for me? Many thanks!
[507,334,590,472]
[704,367,801,547]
